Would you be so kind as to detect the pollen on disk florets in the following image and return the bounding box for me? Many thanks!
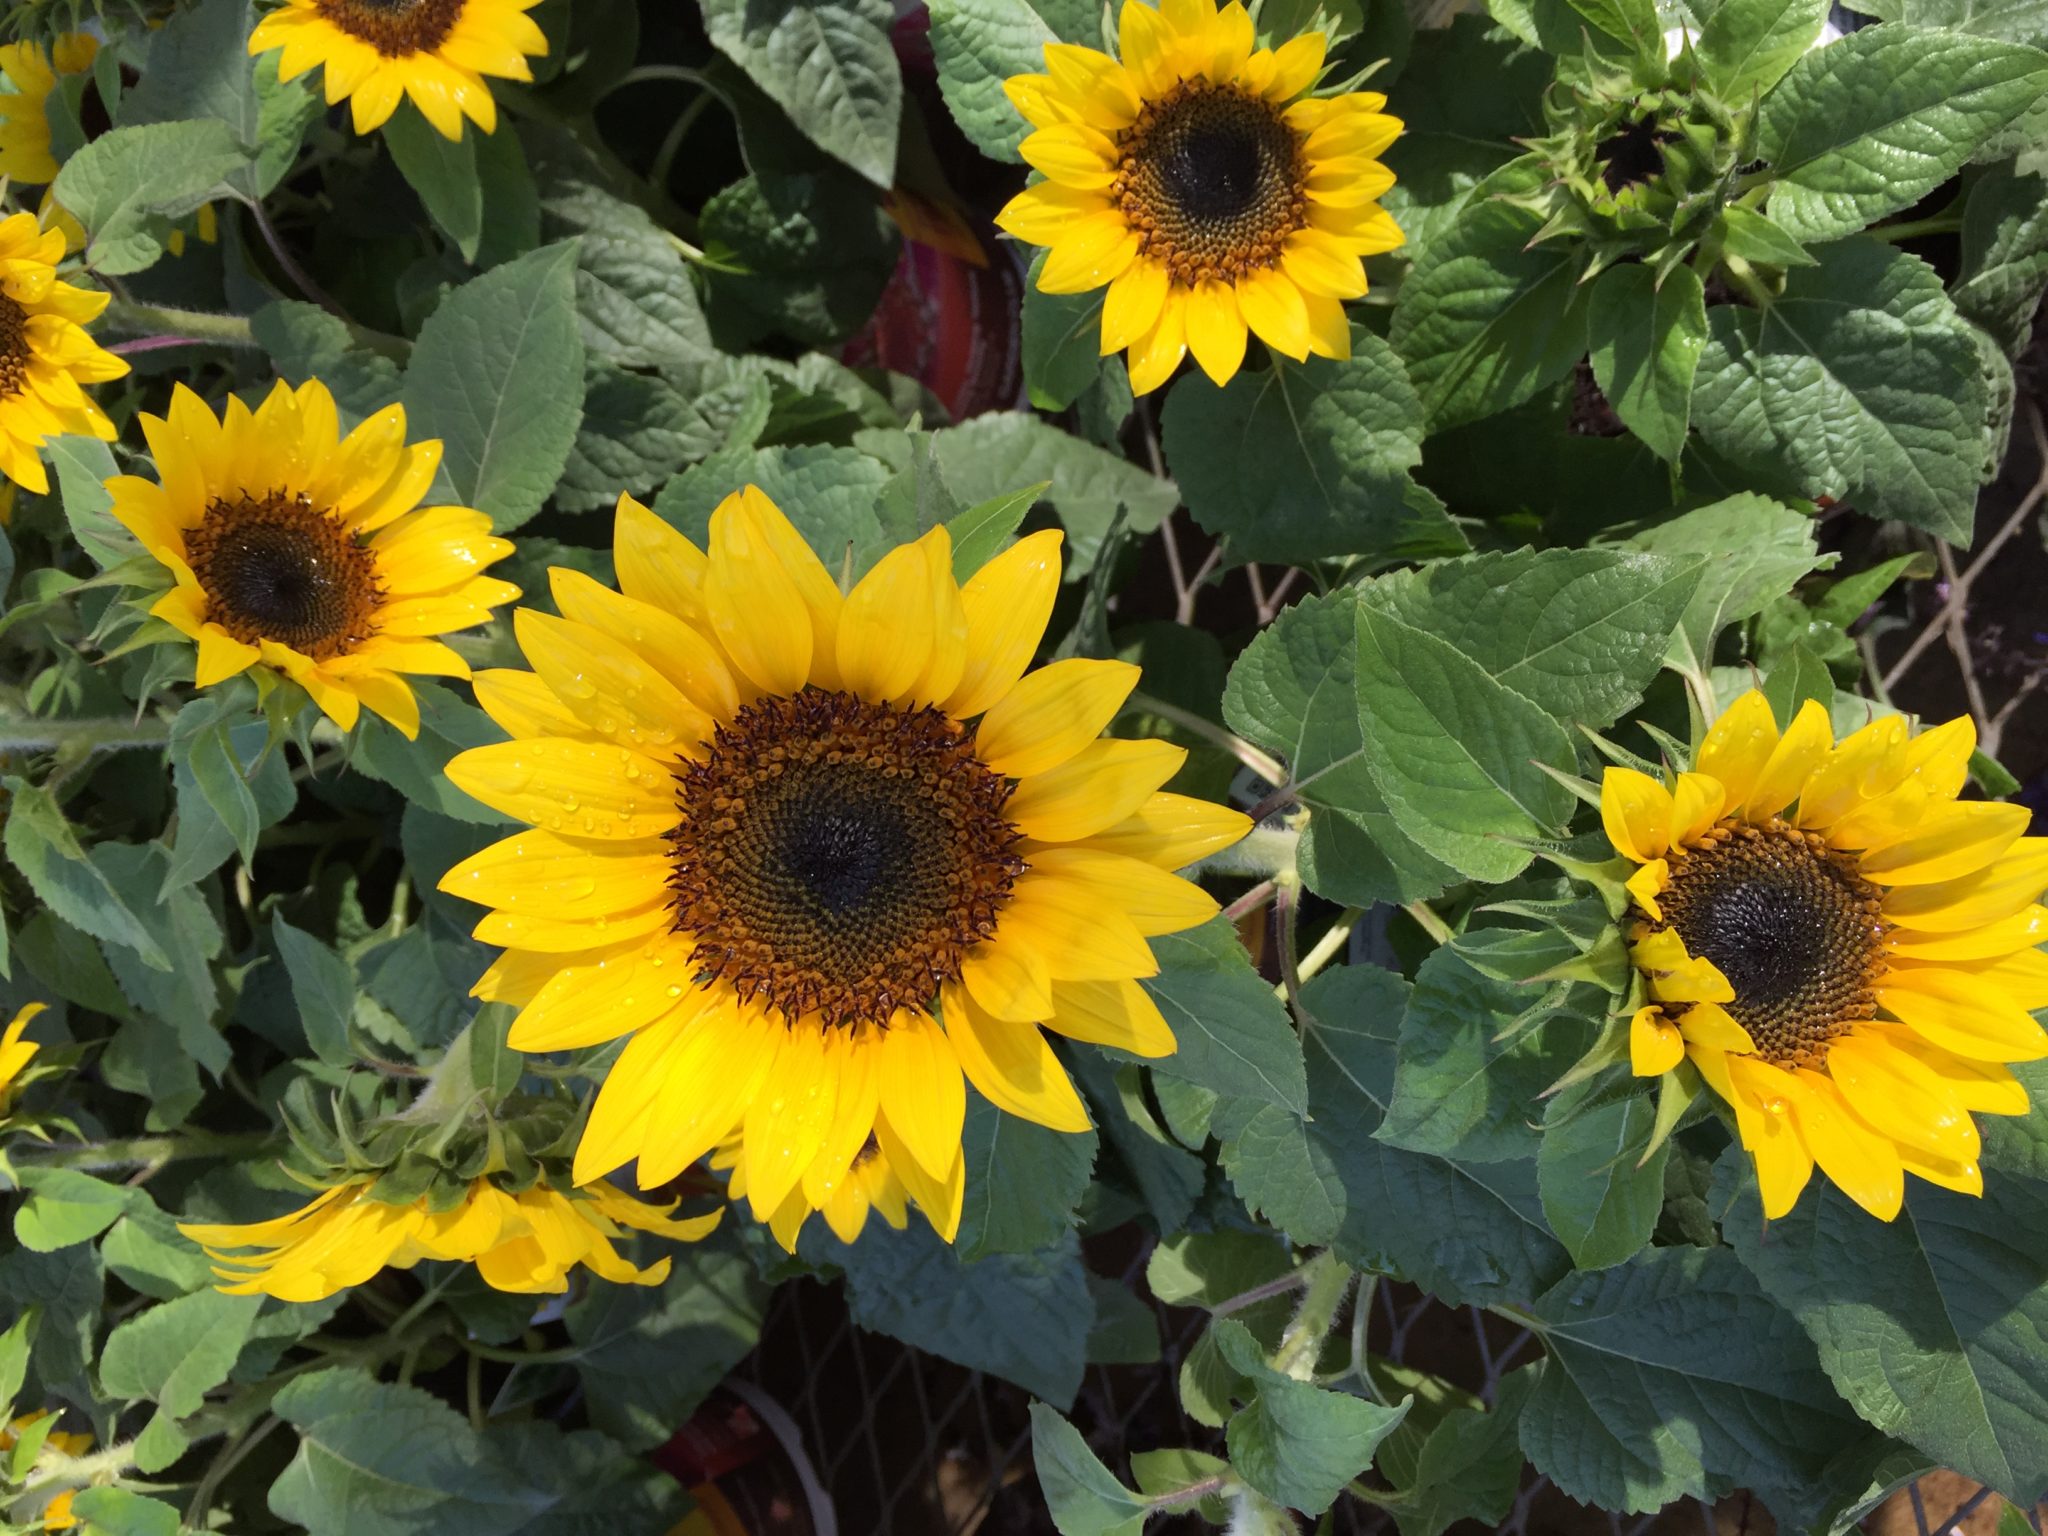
[184,489,385,661]
[667,688,1026,1029]
[1648,818,1888,1070]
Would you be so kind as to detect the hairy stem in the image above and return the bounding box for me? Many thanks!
[1270,1250,1353,1382]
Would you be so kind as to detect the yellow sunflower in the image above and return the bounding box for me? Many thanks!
[0,210,126,495]
[0,32,94,186]
[106,378,519,739]
[1,1413,93,1531]
[0,1001,46,1111]
[443,488,1250,1242]
[713,1130,923,1252]
[1604,689,2046,1222]
[995,0,1403,393]
[250,0,548,139]
[179,1173,720,1302]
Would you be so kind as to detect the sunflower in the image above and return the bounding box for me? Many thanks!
[0,210,126,495]
[0,1413,93,1531]
[994,0,1403,393]
[0,1001,46,1111]
[179,1174,720,1302]
[106,378,519,739]
[0,33,94,186]
[1604,689,2046,1221]
[713,1130,924,1252]
[443,489,1250,1241]
[249,0,548,140]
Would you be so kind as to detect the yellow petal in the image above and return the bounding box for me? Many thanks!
[1881,837,2048,932]
[1632,929,1735,1004]
[1629,1006,1683,1075]
[1745,699,1833,820]
[876,1011,968,1182]
[742,1025,836,1219]
[995,180,1111,247]
[1876,966,2048,1061]
[945,991,1091,1133]
[1667,771,1726,848]
[961,936,1054,1023]
[802,1030,881,1211]
[1022,847,1217,936]
[1782,1067,1904,1221]
[998,873,1158,980]
[513,610,711,762]
[1263,32,1325,98]
[837,533,938,702]
[1601,768,1673,863]
[1019,123,1120,190]
[1676,1000,1756,1055]
[705,490,814,696]
[613,493,709,622]
[1006,738,1187,843]
[1236,267,1311,362]
[1070,791,1251,869]
[946,529,1063,719]
[975,657,1139,778]
[507,935,700,1052]
[1694,690,1778,813]
[1039,209,1140,294]
[1625,857,1667,922]
[634,1003,784,1186]
[1857,802,2031,886]
[1826,1032,1979,1162]
[472,669,592,743]
[547,567,738,723]
[1885,903,2048,961]
[1100,258,1171,355]
[443,739,681,838]
[1184,279,1248,385]
[441,828,671,919]
[1125,289,1188,396]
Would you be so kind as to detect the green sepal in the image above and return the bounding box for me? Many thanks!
[1576,724,1664,776]
[1635,720,1694,772]
[1641,1058,1702,1166]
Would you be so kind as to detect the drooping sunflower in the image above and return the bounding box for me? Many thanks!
[1604,689,2046,1221]
[713,1130,923,1253]
[179,1174,719,1302]
[995,0,1404,393]
[0,1413,93,1531]
[249,0,548,139]
[106,378,519,739]
[443,488,1250,1242]
[0,210,127,495]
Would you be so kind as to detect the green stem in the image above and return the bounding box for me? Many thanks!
[461,1341,590,1366]
[0,716,176,756]
[1295,908,1361,985]
[1125,693,1287,784]
[101,301,260,349]
[1402,900,1453,945]
[17,1442,141,1504]
[1868,213,1963,244]
[1270,1250,1352,1382]
[1192,825,1299,880]
[184,1413,281,1528]
[15,1130,280,1173]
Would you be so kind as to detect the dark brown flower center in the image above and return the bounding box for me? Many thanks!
[1596,114,1672,196]
[0,294,29,401]
[186,491,383,660]
[1652,818,1887,1069]
[312,0,465,56]
[1115,82,1306,286]
[669,689,1024,1029]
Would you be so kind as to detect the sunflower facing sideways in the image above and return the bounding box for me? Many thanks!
[0,210,127,495]
[996,0,1404,392]
[442,489,1251,1243]
[249,0,548,139]
[1603,690,2046,1222]
[106,378,518,738]
[0,33,95,186]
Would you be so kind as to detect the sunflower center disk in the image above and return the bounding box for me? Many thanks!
[185,491,383,660]
[313,0,464,55]
[1116,83,1306,286]
[0,294,30,400]
[669,689,1025,1029]
[1655,819,1888,1069]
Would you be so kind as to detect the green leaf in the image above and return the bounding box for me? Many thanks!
[534,146,715,368]
[1213,1317,1412,1515]
[273,918,357,1068]
[1163,334,1468,567]
[0,1243,103,1397]
[1586,264,1706,463]
[1758,27,2048,242]
[1954,166,2048,356]
[250,301,403,422]
[1141,920,1307,1116]
[1073,1055,1205,1231]
[1021,268,1108,412]
[1537,1085,1669,1270]
[270,1368,554,1535]
[384,102,483,261]
[48,435,132,569]
[833,1223,1092,1407]
[0,1313,30,1416]
[1389,168,1592,430]
[657,442,894,575]
[51,119,248,274]
[352,683,513,825]
[100,1290,262,1473]
[1722,1107,2048,1504]
[170,698,259,864]
[931,0,1058,161]
[957,1097,1097,1261]
[700,171,899,347]
[14,1170,132,1253]
[1519,1245,1869,1516]
[401,241,587,532]
[69,1488,182,1536]
[1353,602,1577,883]
[1381,948,1593,1163]
[1717,205,1819,268]
[699,0,903,187]
[565,1243,766,1450]
[1028,1403,1151,1536]
[1694,0,1831,101]
[101,1195,216,1300]
[167,716,293,890]
[1562,0,1662,56]
[1694,242,1985,543]
[1219,965,1572,1306]
[1383,1369,1536,1536]
[557,365,718,513]
[1130,1447,1232,1518]
[119,0,315,200]
[1845,0,2048,45]
[947,483,1046,578]
[1626,493,1823,679]
[1,784,172,970]
[95,843,228,1078]
[1361,547,1705,729]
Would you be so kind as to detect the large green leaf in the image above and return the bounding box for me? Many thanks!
[1020,264,1108,412]
[1625,493,1823,680]
[930,0,1059,161]
[657,442,894,575]
[1353,601,1577,883]
[1691,242,1984,545]
[1757,27,2048,241]
[1379,1369,1536,1536]
[1845,0,2048,44]
[100,1290,262,1472]
[1219,965,1572,1306]
[401,241,586,532]
[1,784,171,971]
[51,120,248,274]
[14,1170,132,1253]
[1030,1404,1151,1536]
[1520,1246,1872,1518]
[699,0,902,185]
[384,103,484,262]
[1141,920,1306,1117]
[1162,334,1467,567]
[1388,167,1592,430]
[1586,264,1707,463]
[700,171,900,348]
[1361,547,1704,729]
[957,1097,1097,1261]
[1222,590,1459,907]
[1954,166,2048,357]
[1693,0,1832,101]
[1536,1083,1669,1271]
[1723,1086,2048,1504]
[558,365,718,513]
